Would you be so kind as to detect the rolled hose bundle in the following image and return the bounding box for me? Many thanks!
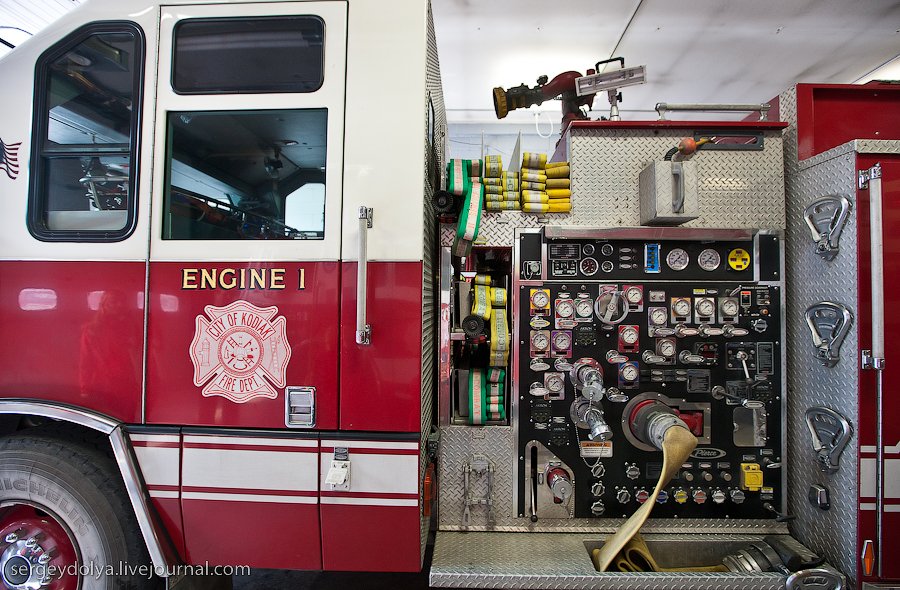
[484,155,503,178]
[452,180,483,257]
[485,201,520,211]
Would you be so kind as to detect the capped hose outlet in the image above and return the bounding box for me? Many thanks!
[628,400,689,451]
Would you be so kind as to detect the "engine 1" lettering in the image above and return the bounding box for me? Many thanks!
[182,268,305,290]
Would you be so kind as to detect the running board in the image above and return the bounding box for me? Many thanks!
[430,531,844,589]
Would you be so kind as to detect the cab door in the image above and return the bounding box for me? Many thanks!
[145,2,346,431]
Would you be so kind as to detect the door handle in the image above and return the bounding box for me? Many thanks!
[356,206,373,345]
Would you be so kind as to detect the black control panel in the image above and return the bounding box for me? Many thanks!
[517,229,783,521]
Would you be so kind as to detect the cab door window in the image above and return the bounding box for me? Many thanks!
[28,22,144,241]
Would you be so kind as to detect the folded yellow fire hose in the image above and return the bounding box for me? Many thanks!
[484,155,503,178]
[592,426,728,572]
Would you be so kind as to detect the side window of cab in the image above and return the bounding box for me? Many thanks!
[28,22,144,241]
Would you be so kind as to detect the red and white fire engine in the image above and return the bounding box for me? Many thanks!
[0,0,898,589]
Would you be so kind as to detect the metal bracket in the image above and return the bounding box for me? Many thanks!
[858,163,882,189]
[805,407,852,474]
[284,386,316,428]
[785,568,843,590]
[462,454,495,527]
[861,349,886,370]
[805,302,853,367]
[803,195,852,261]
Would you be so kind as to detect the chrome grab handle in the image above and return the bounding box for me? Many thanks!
[802,195,852,261]
[655,102,770,121]
[804,302,853,367]
[356,206,373,345]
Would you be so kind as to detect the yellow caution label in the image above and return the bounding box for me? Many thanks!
[728,248,751,271]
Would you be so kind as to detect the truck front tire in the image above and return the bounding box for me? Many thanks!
[0,432,161,590]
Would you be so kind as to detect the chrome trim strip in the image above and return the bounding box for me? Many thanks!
[0,399,117,434]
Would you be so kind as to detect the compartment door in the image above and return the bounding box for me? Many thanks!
[145,2,347,431]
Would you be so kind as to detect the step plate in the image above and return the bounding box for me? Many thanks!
[430,531,833,589]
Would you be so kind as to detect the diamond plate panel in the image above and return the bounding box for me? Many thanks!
[800,139,900,171]
[781,85,861,585]
[421,0,445,561]
[438,426,787,534]
[430,531,802,589]
[461,128,785,247]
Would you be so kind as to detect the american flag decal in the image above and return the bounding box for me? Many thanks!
[0,139,22,180]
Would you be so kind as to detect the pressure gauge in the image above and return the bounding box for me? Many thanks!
[552,331,572,351]
[556,299,575,318]
[532,290,550,309]
[721,298,740,317]
[531,331,550,351]
[601,260,614,273]
[696,298,716,317]
[666,248,690,271]
[649,308,668,326]
[620,363,639,382]
[576,298,594,317]
[582,243,595,256]
[620,326,639,345]
[672,298,692,317]
[601,243,614,257]
[625,286,643,304]
[580,257,599,276]
[657,338,677,357]
[545,373,565,393]
[698,248,721,271]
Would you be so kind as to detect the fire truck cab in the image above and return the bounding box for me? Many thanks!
[0,0,442,585]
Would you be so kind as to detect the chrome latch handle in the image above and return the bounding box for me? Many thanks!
[785,568,843,590]
[803,195,852,261]
[356,206,373,345]
[805,407,852,474]
[804,302,853,367]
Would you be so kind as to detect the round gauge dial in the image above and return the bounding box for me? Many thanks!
[556,299,575,318]
[546,374,564,393]
[698,248,721,271]
[620,363,639,382]
[552,331,572,350]
[658,338,677,357]
[532,290,549,308]
[582,243,595,256]
[673,298,692,317]
[620,326,639,344]
[601,243,614,257]
[601,260,614,273]
[649,308,668,326]
[722,299,739,317]
[666,248,690,271]
[531,332,550,350]
[575,299,594,317]
[625,286,643,304]
[580,257,599,276]
[696,298,716,317]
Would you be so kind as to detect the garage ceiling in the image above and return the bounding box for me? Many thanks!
[2,0,899,128]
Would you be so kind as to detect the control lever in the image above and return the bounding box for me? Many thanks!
[735,350,752,381]
[763,502,796,523]
[642,351,666,365]
[675,324,699,338]
[678,350,705,365]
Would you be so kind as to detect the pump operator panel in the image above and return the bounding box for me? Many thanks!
[516,228,783,521]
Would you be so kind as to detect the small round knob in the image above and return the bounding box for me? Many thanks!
[591,482,606,497]
[591,500,606,516]
[692,489,707,504]
[656,490,669,504]
[711,489,726,504]
[730,489,746,504]
[673,488,689,504]
[701,471,713,482]
[625,464,640,480]
[635,489,650,504]
[682,471,695,482]
[720,471,733,482]
[616,489,631,504]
